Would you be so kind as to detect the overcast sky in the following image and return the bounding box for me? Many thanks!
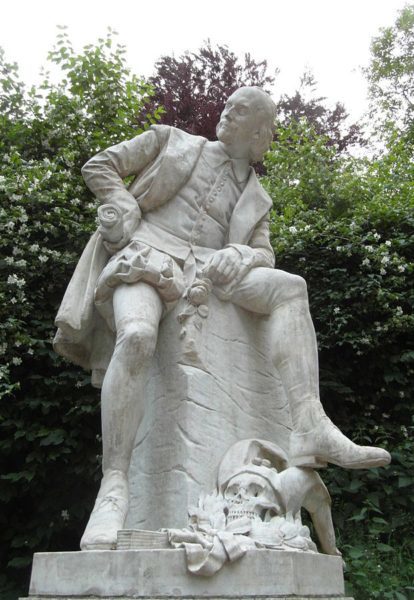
[0,0,408,121]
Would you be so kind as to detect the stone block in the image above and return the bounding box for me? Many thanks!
[26,549,348,598]
[127,295,292,530]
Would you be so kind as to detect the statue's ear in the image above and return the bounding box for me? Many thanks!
[217,438,289,491]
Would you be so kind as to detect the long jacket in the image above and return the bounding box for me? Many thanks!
[53,125,274,387]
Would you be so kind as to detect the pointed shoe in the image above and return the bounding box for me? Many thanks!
[289,417,391,469]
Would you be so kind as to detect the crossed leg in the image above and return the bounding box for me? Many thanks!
[229,267,391,469]
[81,282,163,550]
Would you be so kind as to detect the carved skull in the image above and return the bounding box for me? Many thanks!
[224,471,280,523]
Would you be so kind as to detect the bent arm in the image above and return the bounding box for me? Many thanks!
[81,130,160,252]
[82,130,160,205]
[228,213,275,270]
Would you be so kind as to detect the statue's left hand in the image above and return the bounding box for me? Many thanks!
[203,248,242,285]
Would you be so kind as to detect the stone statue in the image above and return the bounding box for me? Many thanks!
[54,86,390,552]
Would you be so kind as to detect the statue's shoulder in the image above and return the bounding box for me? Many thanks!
[149,124,207,149]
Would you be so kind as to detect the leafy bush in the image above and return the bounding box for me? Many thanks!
[263,116,414,599]
[0,29,161,599]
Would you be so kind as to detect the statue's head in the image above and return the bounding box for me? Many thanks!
[216,86,276,162]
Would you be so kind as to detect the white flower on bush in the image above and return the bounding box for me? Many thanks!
[373,233,381,240]
[29,243,40,252]
[336,245,343,252]
[304,225,311,231]
[39,255,49,263]
[7,274,25,288]
[381,255,390,264]
[366,245,374,252]
[362,258,371,267]
[398,265,406,272]
[380,268,387,275]
[395,306,403,316]
[12,357,22,366]
[288,226,298,234]
[385,240,392,247]
[0,343,7,356]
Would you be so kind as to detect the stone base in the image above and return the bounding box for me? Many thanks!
[26,549,349,598]
[22,597,354,599]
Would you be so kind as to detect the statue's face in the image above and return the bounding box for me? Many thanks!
[216,88,267,150]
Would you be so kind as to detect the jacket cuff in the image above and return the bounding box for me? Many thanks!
[225,244,273,269]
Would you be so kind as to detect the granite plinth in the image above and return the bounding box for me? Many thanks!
[27,549,347,598]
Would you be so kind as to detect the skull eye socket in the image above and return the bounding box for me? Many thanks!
[225,485,239,497]
[248,483,265,498]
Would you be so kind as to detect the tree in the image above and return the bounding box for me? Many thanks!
[142,40,276,139]
[0,29,160,599]
[366,4,414,136]
[275,72,365,153]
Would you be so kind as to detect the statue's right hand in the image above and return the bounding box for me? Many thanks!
[97,204,124,243]
[98,203,141,254]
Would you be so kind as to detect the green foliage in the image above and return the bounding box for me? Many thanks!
[263,115,414,599]
[0,29,161,599]
[366,4,414,137]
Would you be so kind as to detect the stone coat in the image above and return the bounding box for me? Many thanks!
[53,125,274,385]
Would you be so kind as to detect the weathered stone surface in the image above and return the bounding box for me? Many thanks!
[126,295,291,530]
[27,549,346,598]
[19,596,354,600]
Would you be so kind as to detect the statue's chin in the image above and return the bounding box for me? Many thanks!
[217,123,234,145]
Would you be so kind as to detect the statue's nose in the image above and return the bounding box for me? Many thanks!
[223,106,234,121]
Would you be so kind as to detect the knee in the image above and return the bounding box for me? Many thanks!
[287,274,307,299]
[115,319,158,366]
[265,271,308,310]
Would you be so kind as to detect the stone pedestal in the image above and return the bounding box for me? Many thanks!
[127,295,292,530]
[23,549,352,599]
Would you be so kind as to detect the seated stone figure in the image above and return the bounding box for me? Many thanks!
[54,86,390,551]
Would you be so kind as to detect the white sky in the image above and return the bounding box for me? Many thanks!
[0,0,408,122]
